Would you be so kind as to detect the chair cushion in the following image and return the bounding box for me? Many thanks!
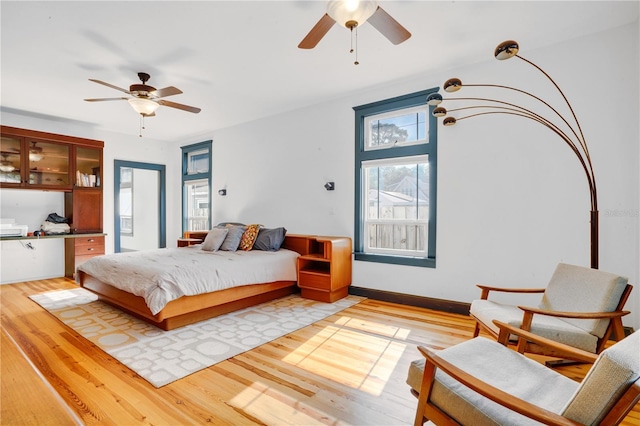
[470,299,598,352]
[541,263,628,338]
[407,337,579,426]
[562,330,640,424]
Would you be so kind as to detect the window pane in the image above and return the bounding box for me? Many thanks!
[119,167,133,236]
[186,149,209,175]
[185,179,210,231]
[366,108,427,150]
[363,157,429,255]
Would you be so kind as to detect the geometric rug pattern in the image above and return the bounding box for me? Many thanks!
[30,288,364,387]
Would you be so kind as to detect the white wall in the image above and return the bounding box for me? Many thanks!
[191,23,639,329]
[1,23,638,330]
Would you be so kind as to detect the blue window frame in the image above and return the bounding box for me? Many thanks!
[181,141,212,233]
[354,89,438,268]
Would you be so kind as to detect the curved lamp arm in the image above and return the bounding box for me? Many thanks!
[431,40,599,268]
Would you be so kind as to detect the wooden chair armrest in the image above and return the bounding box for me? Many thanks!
[416,345,582,426]
[517,305,630,320]
[493,320,598,363]
[476,284,545,300]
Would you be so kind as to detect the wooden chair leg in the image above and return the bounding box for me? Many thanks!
[473,321,480,338]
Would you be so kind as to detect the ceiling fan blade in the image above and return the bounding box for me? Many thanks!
[84,97,129,102]
[157,99,201,114]
[367,6,411,45]
[88,79,131,94]
[298,13,336,49]
[150,86,183,98]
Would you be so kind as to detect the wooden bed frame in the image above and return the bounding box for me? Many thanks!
[78,233,314,330]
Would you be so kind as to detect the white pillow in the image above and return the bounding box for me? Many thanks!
[201,228,229,251]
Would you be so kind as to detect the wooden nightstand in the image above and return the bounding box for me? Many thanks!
[177,231,208,247]
[177,238,203,247]
[293,236,352,303]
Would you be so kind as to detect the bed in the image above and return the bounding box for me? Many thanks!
[77,232,314,330]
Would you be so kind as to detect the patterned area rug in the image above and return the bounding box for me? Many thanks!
[30,288,364,388]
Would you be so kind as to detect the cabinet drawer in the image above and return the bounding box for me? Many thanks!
[298,272,330,290]
[74,236,104,248]
[74,236,104,255]
[75,244,104,256]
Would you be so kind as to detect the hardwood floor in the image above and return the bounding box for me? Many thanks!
[1,278,638,425]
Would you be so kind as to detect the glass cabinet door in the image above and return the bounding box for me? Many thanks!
[0,135,22,184]
[75,146,101,187]
[27,140,70,187]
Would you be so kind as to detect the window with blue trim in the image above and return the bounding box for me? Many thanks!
[354,89,438,267]
[182,141,212,232]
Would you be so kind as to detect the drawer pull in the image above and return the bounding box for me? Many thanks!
[87,248,94,251]
[87,238,94,242]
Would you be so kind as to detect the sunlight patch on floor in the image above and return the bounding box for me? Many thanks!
[229,380,338,425]
[282,316,407,396]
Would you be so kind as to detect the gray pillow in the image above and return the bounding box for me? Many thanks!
[219,226,246,251]
[253,227,287,251]
[201,228,228,251]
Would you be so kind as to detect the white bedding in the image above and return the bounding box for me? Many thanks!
[77,246,300,315]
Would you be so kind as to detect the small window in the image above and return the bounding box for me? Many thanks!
[184,179,210,231]
[363,155,429,257]
[186,149,209,175]
[365,106,428,150]
[182,141,212,232]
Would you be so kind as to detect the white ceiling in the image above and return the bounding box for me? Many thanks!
[1,1,638,142]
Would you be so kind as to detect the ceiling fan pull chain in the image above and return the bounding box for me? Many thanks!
[139,114,143,138]
[349,23,359,65]
[354,26,359,65]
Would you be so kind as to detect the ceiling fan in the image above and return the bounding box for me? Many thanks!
[298,0,411,55]
[84,72,201,117]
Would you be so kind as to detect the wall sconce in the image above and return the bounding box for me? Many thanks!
[218,189,227,196]
[430,39,599,268]
[324,182,335,191]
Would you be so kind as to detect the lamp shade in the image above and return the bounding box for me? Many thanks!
[128,98,160,116]
[494,40,519,60]
[327,0,378,28]
[444,78,462,93]
[432,107,447,117]
[443,117,457,126]
[426,93,443,106]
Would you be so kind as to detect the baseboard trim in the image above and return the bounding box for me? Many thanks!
[348,286,471,316]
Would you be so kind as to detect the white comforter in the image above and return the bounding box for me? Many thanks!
[77,247,299,315]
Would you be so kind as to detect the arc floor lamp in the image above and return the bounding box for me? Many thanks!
[428,40,599,269]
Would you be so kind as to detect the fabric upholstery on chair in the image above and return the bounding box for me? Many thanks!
[469,263,628,353]
[561,330,640,424]
[541,263,628,338]
[470,299,599,352]
[406,337,579,426]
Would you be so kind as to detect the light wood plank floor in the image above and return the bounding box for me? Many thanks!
[1,278,638,425]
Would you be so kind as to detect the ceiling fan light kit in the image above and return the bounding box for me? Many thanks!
[298,0,411,64]
[128,97,159,116]
[327,0,377,28]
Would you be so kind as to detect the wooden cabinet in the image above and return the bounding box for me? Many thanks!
[1,126,105,278]
[0,126,102,191]
[289,235,352,303]
[65,188,103,233]
[65,235,105,277]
